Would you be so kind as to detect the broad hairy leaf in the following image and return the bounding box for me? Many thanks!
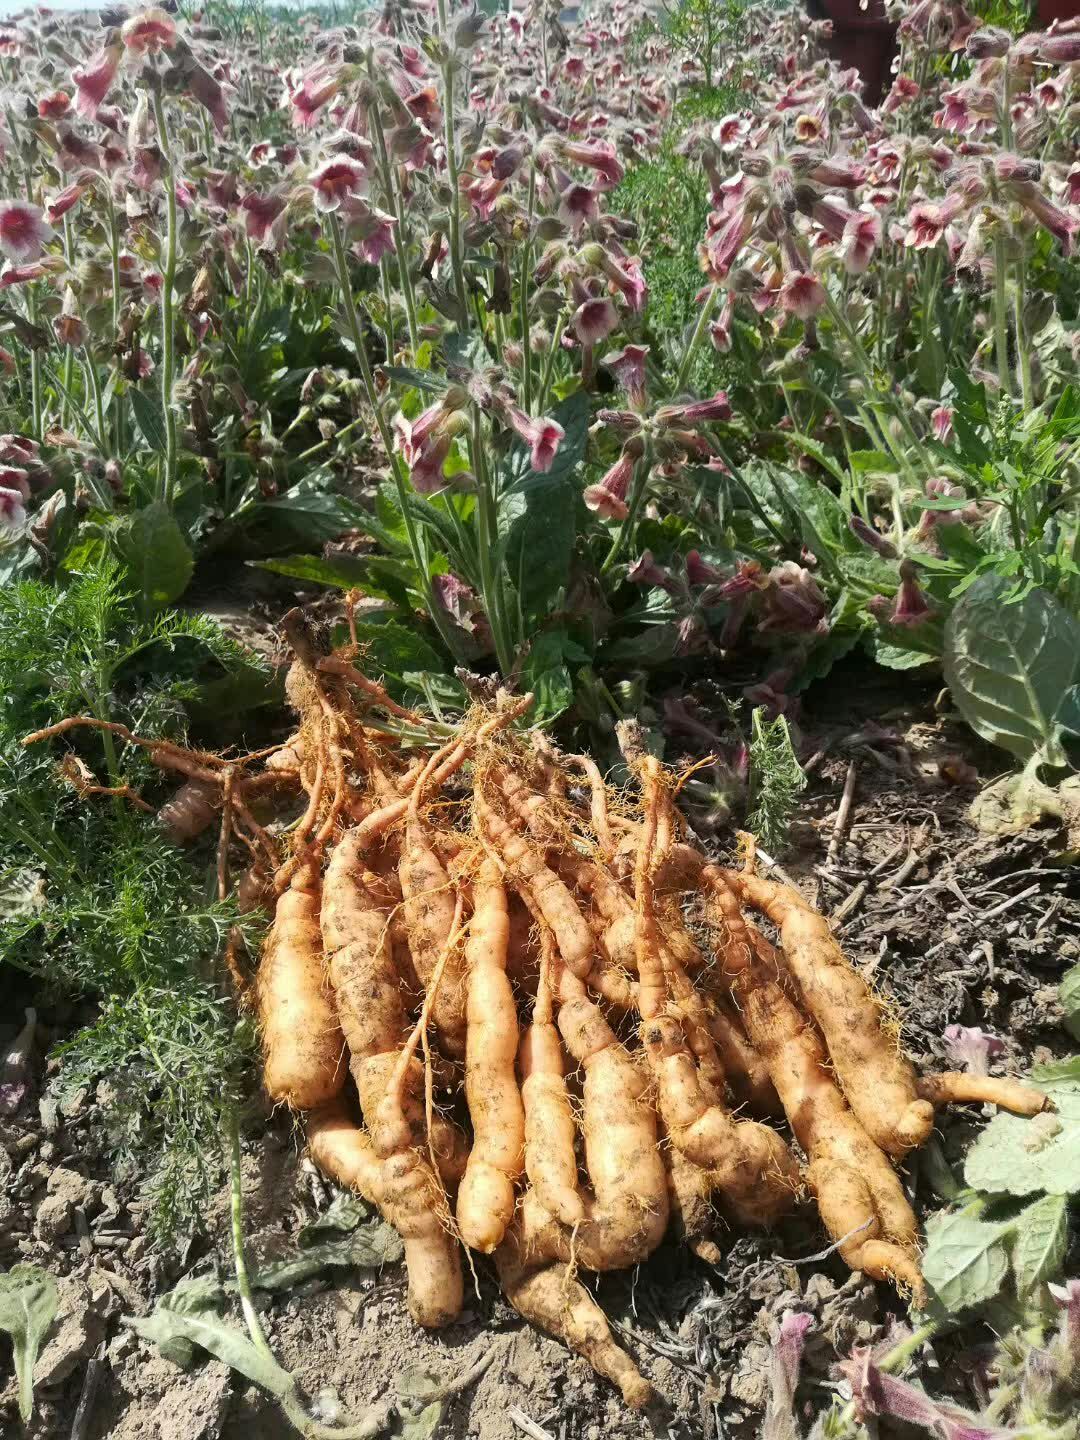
[352,619,443,690]
[1061,965,1080,1042]
[1011,1193,1069,1294]
[517,629,588,723]
[251,1224,403,1291]
[257,485,368,547]
[920,1209,1009,1314]
[129,388,168,453]
[499,391,589,622]
[942,575,1080,766]
[127,1307,294,1398]
[964,1073,1080,1196]
[0,1264,58,1422]
[112,502,194,607]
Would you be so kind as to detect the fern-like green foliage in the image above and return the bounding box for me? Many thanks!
[745,707,806,853]
[0,565,265,1239]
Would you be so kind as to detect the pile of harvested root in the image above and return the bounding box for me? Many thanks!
[26,612,1050,1408]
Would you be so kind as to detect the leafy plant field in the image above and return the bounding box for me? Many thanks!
[1,0,1080,1435]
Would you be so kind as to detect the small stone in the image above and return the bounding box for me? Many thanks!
[58,1087,89,1120]
[38,1096,60,1135]
[96,1078,120,1109]
[47,1165,94,1208]
[39,1140,57,1162]
[108,1330,136,1365]
[35,1193,74,1241]
[34,1276,105,1388]
[126,1235,150,1262]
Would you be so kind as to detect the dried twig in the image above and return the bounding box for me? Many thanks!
[826,761,858,865]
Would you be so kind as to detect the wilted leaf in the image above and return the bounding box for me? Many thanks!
[1011,1193,1069,1294]
[1061,965,1080,1042]
[251,1223,403,1291]
[964,1075,1080,1196]
[397,1364,447,1440]
[298,1193,369,1245]
[0,1264,58,1422]
[920,1210,1009,1314]
[127,1307,294,1398]
[155,1273,227,1367]
[942,576,1080,766]
[112,503,194,607]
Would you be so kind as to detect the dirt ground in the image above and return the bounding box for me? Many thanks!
[2,657,1077,1440]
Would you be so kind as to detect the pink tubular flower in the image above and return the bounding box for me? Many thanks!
[1011,182,1079,254]
[240,190,287,246]
[37,90,71,119]
[289,62,340,129]
[838,1346,1009,1440]
[882,75,920,113]
[685,550,724,587]
[760,561,827,633]
[561,138,623,188]
[571,295,618,345]
[628,550,673,589]
[943,1024,1004,1076]
[763,1313,813,1440]
[120,8,177,54]
[188,63,229,136]
[558,182,600,232]
[700,204,753,281]
[0,486,26,531]
[309,155,368,213]
[656,390,732,427]
[45,183,84,225]
[779,270,826,320]
[602,344,649,410]
[0,467,28,499]
[584,448,634,520]
[351,206,396,264]
[506,407,564,473]
[890,560,934,626]
[72,39,122,118]
[849,515,897,558]
[0,201,53,263]
[839,210,882,275]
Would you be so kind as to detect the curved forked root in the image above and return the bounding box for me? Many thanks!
[495,1245,654,1410]
[917,1072,1050,1116]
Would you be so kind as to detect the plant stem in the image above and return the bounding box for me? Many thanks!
[993,233,1012,399]
[471,406,515,674]
[437,0,467,329]
[1013,256,1033,411]
[152,87,180,505]
[519,166,536,414]
[327,215,464,662]
[366,76,420,354]
[601,443,651,573]
[227,1109,278,1368]
[536,311,565,414]
[673,284,716,392]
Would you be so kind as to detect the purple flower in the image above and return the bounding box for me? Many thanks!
[839,1347,1011,1440]
[759,561,827,634]
[943,1025,1005,1076]
[0,201,53,263]
[890,562,934,626]
[1049,1279,1080,1376]
[849,515,897,558]
[628,550,674,590]
[685,550,724,587]
[505,407,564,474]
[584,448,635,520]
[763,1312,813,1440]
[602,344,650,410]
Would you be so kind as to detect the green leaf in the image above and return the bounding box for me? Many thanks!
[915,332,946,398]
[112,502,194,607]
[250,1224,403,1291]
[129,388,168,452]
[920,1210,1009,1314]
[870,638,940,670]
[127,1308,294,1398]
[381,365,449,396]
[298,1192,369,1244]
[397,1365,447,1440]
[258,486,365,547]
[155,1274,227,1367]
[942,575,1080,766]
[0,1264,58,1422]
[964,1074,1080,1196]
[352,620,443,689]
[517,630,579,723]
[849,449,896,474]
[251,553,373,590]
[1011,1193,1069,1294]
[1061,964,1080,1042]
